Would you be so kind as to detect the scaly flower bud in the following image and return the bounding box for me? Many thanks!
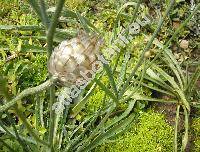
[48,31,103,86]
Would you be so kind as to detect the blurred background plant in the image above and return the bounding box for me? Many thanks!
[0,0,199,152]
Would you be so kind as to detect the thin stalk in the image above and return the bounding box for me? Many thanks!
[113,49,123,76]
[186,65,200,94]
[112,0,141,73]
[35,93,45,128]
[113,1,140,39]
[52,87,70,150]
[174,105,180,152]
[40,94,45,127]
[120,60,147,102]
[165,4,199,49]
[94,78,118,102]
[46,0,66,150]
[47,0,65,57]
[58,106,70,149]
[0,77,57,112]
[39,0,50,28]
[0,25,44,31]
[27,0,43,21]
[182,106,189,151]
[48,85,55,148]
[130,0,142,23]
[116,51,129,87]
[52,109,61,150]
[35,94,40,130]
[28,0,50,28]
[119,0,175,98]
[103,64,118,97]
[123,0,143,36]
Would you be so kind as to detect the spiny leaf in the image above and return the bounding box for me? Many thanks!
[94,78,118,102]
[81,113,136,152]
[0,25,44,31]
[103,63,118,97]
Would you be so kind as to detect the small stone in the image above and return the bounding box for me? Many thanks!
[174,53,181,60]
[180,40,189,49]
[172,21,180,29]
[172,45,178,51]
[144,51,151,58]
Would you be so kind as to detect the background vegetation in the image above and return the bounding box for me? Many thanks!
[0,0,199,152]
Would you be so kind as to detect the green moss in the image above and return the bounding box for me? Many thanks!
[0,139,23,152]
[85,88,105,114]
[19,54,48,88]
[191,117,200,152]
[85,77,108,114]
[95,110,174,152]
[65,0,86,11]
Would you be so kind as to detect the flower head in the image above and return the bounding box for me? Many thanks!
[48,31,103,86]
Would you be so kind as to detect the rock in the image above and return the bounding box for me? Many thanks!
[180,39,189,49]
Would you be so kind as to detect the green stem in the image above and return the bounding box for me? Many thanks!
[119,0,175,98]
[27,0,43,21]
[48,85,56,149]
[182,106,189,151]
[0,77,57,113]
[103,64,118,98]
[186,65,200,95]
[39,0,50,28]
[46,0,65,150]
[130,0,142,26]
[47,0,66,58]
[94,78,118,102]
[0,25,44,31]
[174,105,180,152]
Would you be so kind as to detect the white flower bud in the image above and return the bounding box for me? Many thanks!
[48,31,104,86]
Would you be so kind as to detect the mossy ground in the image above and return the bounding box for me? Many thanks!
[191,117,200,152]
[85,87,200,151]
[95,110,174,152]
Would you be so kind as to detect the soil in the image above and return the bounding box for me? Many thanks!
[152,101,199,152]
